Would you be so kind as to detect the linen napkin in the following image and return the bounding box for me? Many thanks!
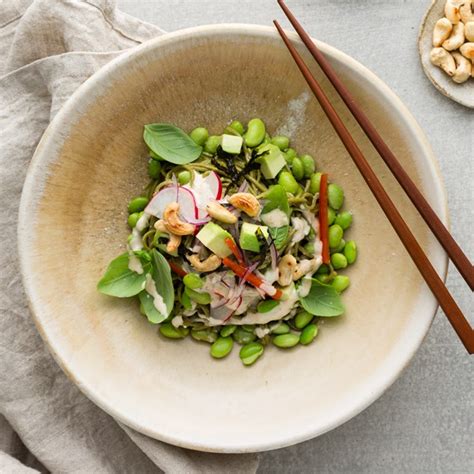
[0,1,259,472]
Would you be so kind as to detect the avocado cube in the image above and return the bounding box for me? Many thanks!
[221,134,243,154]
[258,144,286,179]
[239,222,269,253]
[196,222,233,258]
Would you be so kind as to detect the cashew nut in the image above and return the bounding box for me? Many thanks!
[154,219,182,253]
[430,47,456,75]
[205,201,237,224]
[445,0,462,24]
[460,0,473,23]
[292,257,322,281]
[277,254,297,286]
[452,51,473,82]
[186,254,222,272]
[460,41,474,58]
[227,193,260,217]
[433,18,453,47]
[163,202,195,236]
[465,21,474,41]
[442,22,465,50]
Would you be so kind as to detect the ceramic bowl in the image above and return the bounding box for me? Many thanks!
[419,0,474,108]
[18,25,447,453]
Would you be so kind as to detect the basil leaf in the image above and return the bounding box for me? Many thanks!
[143,123,202,165]
[97,253,151,297]
[139,291,167,324]
[300,279,345,317]
[269,226,289,250]
[150,249,174,316]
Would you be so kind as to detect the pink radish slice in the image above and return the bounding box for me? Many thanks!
[145,185,198,221]
[203,171,223,200]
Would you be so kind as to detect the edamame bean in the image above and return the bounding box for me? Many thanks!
[181,290,192,310]
[183,273,203,289]
[272,333,300,348]
[278,171,299,194]
[159,323,189,339]
[303,242,315,256]
[242,325,255,333]
[272,322,290,334]
[300,154,315,178]
[191,329,217,343]
[257,300,280,313]
[178,170,191,185]
[262,133,272,145]
[328,224,343,248]
[335,211,352,230]
[239,342,264,366]
[139,303,146,316]
[233,327,257,345]
[316,264,329,275]
[190,127,209,146]
[184,287,211,305]
[331,252,348,269]
[204,135,221,154]
[344,240,357,264]
[328,183,344,210]
[309,172,322,194]
[331,238,346,254]
[128,211,143,228]
[328,207,336,225]
[148,158,161,179]
[220,325,236,337]
[331,275,350,292]
[128,196,149,213]
[229,120,244,135]
[271,135,290,151]
[316,274,331,284]
[291,157,304,181]
[300,324,318,345]
[244,118,266,147]
[210,336,233,359]
[284,148,297,164]
[294,310,313,329]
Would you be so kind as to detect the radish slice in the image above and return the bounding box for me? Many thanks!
[204,171,223,200]
[145,186,198,221]
[184,171,222,218]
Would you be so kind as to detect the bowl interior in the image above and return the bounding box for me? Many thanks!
[19,25,447,452]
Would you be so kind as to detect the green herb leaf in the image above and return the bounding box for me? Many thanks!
[97,253,151,297]
[299,278,345,317]
[139,291,167,324]
[269,226,289,250]
[143,123,202,165]
[150,249,174,316]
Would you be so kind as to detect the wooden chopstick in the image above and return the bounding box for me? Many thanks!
[277,0,474,291]
[273,20,474,354]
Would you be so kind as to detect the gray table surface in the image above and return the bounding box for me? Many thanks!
[118,1,473,472]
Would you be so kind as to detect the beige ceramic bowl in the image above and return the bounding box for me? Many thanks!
[18,25,447,453]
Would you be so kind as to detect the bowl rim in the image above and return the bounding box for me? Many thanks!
[18,23,448,453]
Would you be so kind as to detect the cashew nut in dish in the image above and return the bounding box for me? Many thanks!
[445,0,462,23]
[442,22,465,50]
[460,41,474,58]
[430,47,456,75]
[205,201,237,224]
[227,193,261,217]
[154,219,182,253]
[460,0,473,23]
[452,51,473,82]
[186,254,222,272]
[465,21,474,41]
[277,254,297,286]
[163,202,196,236]
[292,257,322,281]
[433,17,453,46]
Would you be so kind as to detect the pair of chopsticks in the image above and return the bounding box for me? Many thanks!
[274,0,474,354]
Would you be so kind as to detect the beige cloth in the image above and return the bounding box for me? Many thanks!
[0,1,259,472]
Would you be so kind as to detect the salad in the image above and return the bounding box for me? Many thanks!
[98,118,358,366]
